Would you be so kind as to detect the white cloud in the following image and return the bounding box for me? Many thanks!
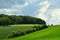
[48,9,60,25]
[39,0,51,14]
[0,2,29,15]
[27,0,38,4]
[0,9,17,15]
[13,2,29,8]
[40,0,48,5]
[37,13,48,21]
[3,9,17,12]
[36,0,51,21]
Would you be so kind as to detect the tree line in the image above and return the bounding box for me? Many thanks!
[0,14,46,26]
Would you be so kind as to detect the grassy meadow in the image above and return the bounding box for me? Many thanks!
[9,25,60,40]
[0,24,60,40]
[0,24,40,40]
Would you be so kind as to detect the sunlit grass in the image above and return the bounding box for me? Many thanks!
[10,25,60,40]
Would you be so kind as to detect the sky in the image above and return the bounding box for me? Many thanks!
[0,0,60,25]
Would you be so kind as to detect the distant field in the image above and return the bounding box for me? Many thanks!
[11,24,41,26]
[10,25,60,40]
[0,24,40,40]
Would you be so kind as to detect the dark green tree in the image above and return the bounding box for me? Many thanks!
[0,17,12,26]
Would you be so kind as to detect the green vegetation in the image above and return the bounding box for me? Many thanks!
[0,14,46,26]
[0,14,47,40]
[0,14,59,40]
[0,17,12,26]
[0,24,42,40]
[7,24,47,38]
[10,25,60,40]
[0,14,60,40]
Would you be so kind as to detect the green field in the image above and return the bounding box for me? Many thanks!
[0,24,60,40]
[0,24,40,40]
[10,25,60,40]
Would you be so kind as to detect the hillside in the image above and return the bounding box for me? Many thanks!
[10,25,60,40]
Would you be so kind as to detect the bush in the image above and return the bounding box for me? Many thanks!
[8,31,26,38]
[32,28,37,32]
[33,26,41,30]
[42,25,48,28]
[33,25,48,30]
[25,29,33,34]
[20,31,26,35]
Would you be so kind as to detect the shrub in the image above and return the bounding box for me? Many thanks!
[8,31,26,38]
[42,25,48,28]
[25,29,33,34]
[32,28,37,32]
[33,25,48,31]
[33,26,41,30]
[20,31,26,35]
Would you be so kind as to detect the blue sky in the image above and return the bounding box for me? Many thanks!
[0,0,60,25]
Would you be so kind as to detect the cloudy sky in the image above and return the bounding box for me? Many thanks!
[0,0,60,25]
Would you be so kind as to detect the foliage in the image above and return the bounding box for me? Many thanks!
[0,17,11,26]
[0,14,46,26]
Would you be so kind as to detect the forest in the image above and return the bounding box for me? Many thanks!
[0,14,46,26]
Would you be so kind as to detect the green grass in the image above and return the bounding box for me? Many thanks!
[10,25,60,40]
[0,24,40,40]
